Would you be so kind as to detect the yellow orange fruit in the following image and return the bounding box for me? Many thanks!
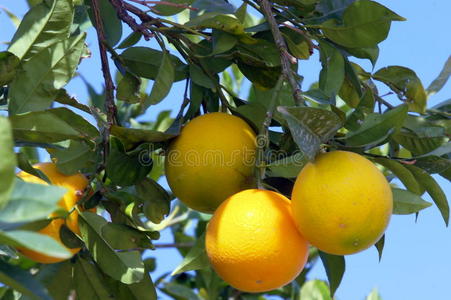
[165,113,257,213]
[291,151,393,255]
[16,162,89,263]
[206,189,309,293]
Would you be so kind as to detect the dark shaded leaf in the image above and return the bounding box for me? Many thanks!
[0,52,20,85]
[144,51,175,108]
[87,0,122,46]
[74,257,114,300]
[319,251,345,296]
[136,178,171,224]
[374,235,384,261]
[319,40,345,97]
[373,158,423,195]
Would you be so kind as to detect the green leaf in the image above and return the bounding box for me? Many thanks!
[172,234,209,275]
[366,288,382,300]
[111,125,176,146]
[374,235,384,261]
[74,257,114,300]
[404,165,449,225]
[281,28,311,60]
[0,6,21,28]
[237,62,281,89]
[319,251,345,296]
[427,55,451,96]
[392,188,432,215]
[8,0,74,61]
[117,31,142,49]
[186,13,245,36]
[299,280,332,300]
[10,107,99,144]
[0,117,16,209]
[48,140,96,175]
[0,52,20,86]
[0,179,66,224]
[144,51,175,108]
[373,66,427,113]
[153,0,194,16]
[87,0,122,46]
[136,178,171,224]
[344,104,408,147]
[373,158,423,195]
[0,230,71,259]
[189,64,215,89]
[117,72,144,104]
[31,262,73,300]
[106,137,153,186]
[318,40,345,97]
[320,0,405,48]
[0,260,52,300]
[278,106,343,160]
[120,47,187,82]
[79,211,145,284]
[162,282,200,300]
[210,30,237,56]
[108,271,157,300]
[8,33,86,114]
[268,152,308,178]
[101,223,151,250]
[345,46,379,67]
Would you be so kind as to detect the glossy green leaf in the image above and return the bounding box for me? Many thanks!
[8,0,74,61]
[278,106,343,160]
[186,13,245,35]
[120,47,187,82]
[0,117,16,209]
[320,0,405,48]
[237,62,281,89]
[344,104,408,147]
[87,0,122,46]
[153,0,194,16]
[0,52,20,85]
[8,33,86,114]
[10,107,98,144]
[74,257,114,300]
[392,188,432,215]
[346,46,379,67]
[189,64,215,89]
[282,28,311,60]
[0,6,21,28]
[345,90,375,131]
[319,251,345,296]
[117,31,142,49]
[427,55,451,96]
[373,158,423,195]
[144,51,175,108]
[0,260,52,300]
[162,282,200,300]
[299,280,332,300]
[405,165,449,225]
[0,179,66,224]
[316,0,355,20]
[211,30,237,55]
[319,40,345,97]
[79,211,145,284]
[172,234,209,275]
[373,66,427,113]
[136,178,171,224]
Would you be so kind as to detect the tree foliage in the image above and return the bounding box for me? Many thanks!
[0,0,449,299]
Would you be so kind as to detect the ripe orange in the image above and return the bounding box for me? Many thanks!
[291,151,393,255]
[165,113,257,213]
[206,189,309,293]
[16,162,89,263]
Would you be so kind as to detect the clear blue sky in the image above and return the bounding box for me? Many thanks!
[1,1,450,299]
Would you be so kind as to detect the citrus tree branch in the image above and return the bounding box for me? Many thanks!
[91,0,118,165]
[258,0,305,106]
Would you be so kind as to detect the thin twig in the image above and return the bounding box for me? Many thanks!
[259,0,305,106]
[154,242,194,248]
[127,0,198,11]
[109,0,155,40]
[91,0,118,164]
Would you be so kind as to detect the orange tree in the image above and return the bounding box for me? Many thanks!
[0,0,449,299]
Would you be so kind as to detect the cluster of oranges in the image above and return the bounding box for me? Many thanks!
[166,113,393,293]
[16,112,392,294]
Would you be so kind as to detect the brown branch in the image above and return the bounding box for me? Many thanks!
[91,0,118,163]
[127,0,198,11]
[109,0,155,40]
[259,0,305,106]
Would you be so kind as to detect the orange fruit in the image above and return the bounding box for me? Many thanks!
[165,113,257,213]
[206,189,309,293]
[291,151,393,255]
[16,162,89,263]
